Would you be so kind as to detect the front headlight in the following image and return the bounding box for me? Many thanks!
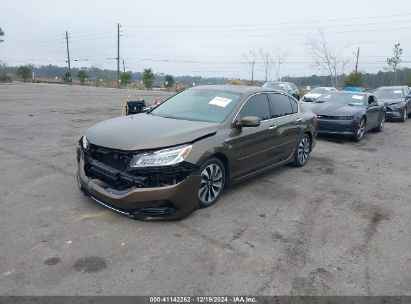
[81,136,89,150]
[130,144,192,168]
[390,103,404,109]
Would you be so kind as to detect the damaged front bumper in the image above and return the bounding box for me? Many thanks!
[77,148,202,221]
[385,107,405,120]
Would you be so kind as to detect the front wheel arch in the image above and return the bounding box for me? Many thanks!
[197,157,226,208]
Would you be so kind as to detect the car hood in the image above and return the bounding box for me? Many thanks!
[304,102,361,116]
[304,93,322,99]
[378,98,404,105]
[86,113,219,151]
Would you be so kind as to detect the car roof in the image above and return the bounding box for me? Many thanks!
[330,91,369,96]
[376,86,407,89]
[189,84,283,95]
[264,81,291,85]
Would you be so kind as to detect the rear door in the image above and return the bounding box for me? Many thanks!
[267,93,302,162]
[226,93,280,178]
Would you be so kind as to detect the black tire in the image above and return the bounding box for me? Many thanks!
[292,133,311,167]
[353,117,366,142]
[400,107,407,122]
[197,157,226,208]
[373,113,385,132]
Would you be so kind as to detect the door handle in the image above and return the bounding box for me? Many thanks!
[268,125,277,130]
[295,118,302,122]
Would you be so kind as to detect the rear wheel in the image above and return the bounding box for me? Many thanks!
[292,134,311,167]
[197,157,225,208]
[353,118,366,142]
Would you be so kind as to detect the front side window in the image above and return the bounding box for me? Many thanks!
[269,93,294,118]
[239,94,270,120]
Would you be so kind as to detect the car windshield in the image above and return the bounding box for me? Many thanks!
[263,83,287,91]
[374,88,404,99]
[316,92,365,105]
[311,87,329,94]
[151,89,241,123]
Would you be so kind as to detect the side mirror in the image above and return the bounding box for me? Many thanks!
[237,116,261,128]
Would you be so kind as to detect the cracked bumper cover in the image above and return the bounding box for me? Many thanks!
[385,109,404,120]
[77,149,201,221]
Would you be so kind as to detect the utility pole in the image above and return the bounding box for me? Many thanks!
[123,59,125,73]
[354,47,360,73]
[65,31,72,83]
[117,23,121,88]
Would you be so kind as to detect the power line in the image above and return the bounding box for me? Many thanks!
[124,18,411,34]
[123,12,411,29]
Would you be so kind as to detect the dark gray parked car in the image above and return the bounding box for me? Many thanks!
[373,86,411,122]
[305,91,385,142]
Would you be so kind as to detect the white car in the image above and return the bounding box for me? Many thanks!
[301,87,337,102]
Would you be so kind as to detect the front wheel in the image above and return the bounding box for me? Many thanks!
[197,157,225,208]
[400,107,407,122]
[292,134,311,167]
[353,118,366,142]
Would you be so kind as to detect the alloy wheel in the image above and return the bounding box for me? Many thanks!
[357,119,365,140]
[198,163,224,205]
[297,137,310,165]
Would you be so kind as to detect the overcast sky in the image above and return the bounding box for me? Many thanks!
[1,0,411,80]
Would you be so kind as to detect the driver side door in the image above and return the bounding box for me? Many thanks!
[366,95,379,129]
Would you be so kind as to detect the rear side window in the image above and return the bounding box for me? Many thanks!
[269,94,294,118]
[239,94,270,120]
[290,98,298,113]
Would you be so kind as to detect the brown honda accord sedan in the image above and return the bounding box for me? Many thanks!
[77,85,317,220]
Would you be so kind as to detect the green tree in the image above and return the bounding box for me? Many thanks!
[63,71,71,83]
[344,72,364,87]
[386,43,403,85]
[16,66,32,82]
[0,27,4,43]
[76,70,87,85]
[120,72,132,85]
[0,73,11,82]
[405,70,411,87]
[142,68,155,89]
[164,74,175,88]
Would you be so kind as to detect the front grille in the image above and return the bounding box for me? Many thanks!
[317,115,340,120]
[89,144,133,171]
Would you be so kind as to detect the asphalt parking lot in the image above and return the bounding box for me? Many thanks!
[0,83,410,296]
